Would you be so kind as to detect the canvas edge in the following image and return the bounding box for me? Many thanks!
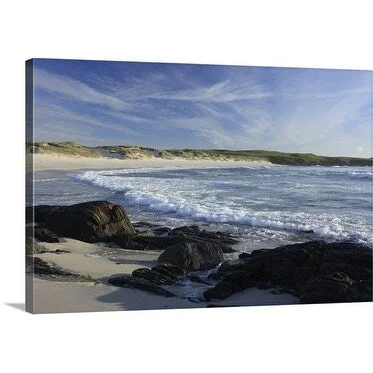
[25,59,34,314]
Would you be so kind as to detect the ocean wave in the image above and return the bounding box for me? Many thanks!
[347,171,373,180]
[74,168,372,246]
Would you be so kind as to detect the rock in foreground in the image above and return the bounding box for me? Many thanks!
[204,241,372,303]
[158,240,224,272]
[31,201,135,242]
[27,257,95,282]
[107,275,176,298]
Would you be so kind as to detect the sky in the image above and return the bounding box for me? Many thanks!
[30,59,372,157]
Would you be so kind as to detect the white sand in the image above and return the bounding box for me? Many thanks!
[34,238,159,279]
[31,277,202,313]
[32,277,298,314]
[29,153,271,172]
[31,239,298,313]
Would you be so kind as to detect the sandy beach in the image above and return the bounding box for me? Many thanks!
[30,238,298,313]
[29,153,271,172]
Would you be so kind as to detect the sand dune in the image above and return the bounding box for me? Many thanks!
[28,153,271,172]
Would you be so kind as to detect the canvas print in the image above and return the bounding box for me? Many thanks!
[26,59,372,314]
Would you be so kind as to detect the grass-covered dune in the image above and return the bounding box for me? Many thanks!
[27,141,372,166]
[27,141,103,158]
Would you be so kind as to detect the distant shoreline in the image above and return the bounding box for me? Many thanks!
[26,141,372,168]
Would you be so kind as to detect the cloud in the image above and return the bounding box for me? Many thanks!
[34,102,140,145]
[34,68,132,111]
[33,61,372,156]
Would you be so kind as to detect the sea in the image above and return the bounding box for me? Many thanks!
[32,165,373,251]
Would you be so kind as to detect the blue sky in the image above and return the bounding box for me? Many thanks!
[32,59,372,157]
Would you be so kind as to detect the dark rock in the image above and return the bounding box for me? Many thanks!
[238,252,251,259]
[203,280,241,300]
[168,225,200,237]
[42,201,135,242]
[207,272,225,281]
[132,221,159,228]
[299,272,356,304]
[27,257,95,282]
[27,226,66,243]
[132,267,176,285]
[168,225,238,252]
[256,280,272,290]
[26,205,64,224]
[242,258,266,279]
[319,262,372,281]
[53,249,71,254]
[219,259,247,273]
[117,236,186,251]
[249,248,273,258]
[194,230,240,246]
[223,270,255,289]
[209,241,371,304]
[219,257,265,279]
[349,280,373,302]
[278,287,300,297]
[27,257,68,276]
[276,247,311,265]
[153,227,172,235]
[323,244,372,267]
[158,240,224,272]
[107,275,175,298]
[151,263,186,277]
[264,258,297,284]
[116,227,236,253]
[308,250,323,266]
[188,275,208,284]
[292,266,317,285]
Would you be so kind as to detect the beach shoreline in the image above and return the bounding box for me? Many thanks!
[29,153,272,172]
[30,237,299,313]
[26,155,372,313]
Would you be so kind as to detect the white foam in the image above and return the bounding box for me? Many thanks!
[74,167,372,246]
[347,171,373,180]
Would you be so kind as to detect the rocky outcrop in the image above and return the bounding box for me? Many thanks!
[31,201,135,242]
[151,263,186,277]
[168,225,239,247]
[204,280,241,300]
[27,257,95,282]
[158,240,225,272]
[117,227,237,253]
[116,235,188,251]
[26,226,65,243]
[132,268,176,285]
[167,226,237,254]
[203,241,372,303]
[299,272,365,303]
[107,275,175,297]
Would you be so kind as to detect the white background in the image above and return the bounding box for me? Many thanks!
[0,1,372,372]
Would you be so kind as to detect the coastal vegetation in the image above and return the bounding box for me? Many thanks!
[27,141,372,166]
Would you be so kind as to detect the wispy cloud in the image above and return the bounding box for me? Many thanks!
[34,68,132,111]
[32,60,372,157]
